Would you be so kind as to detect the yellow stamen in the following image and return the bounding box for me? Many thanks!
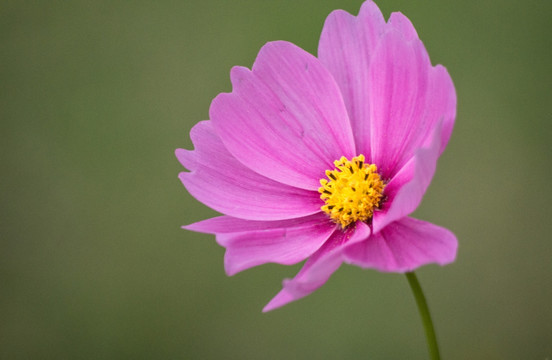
[318,155,385,228]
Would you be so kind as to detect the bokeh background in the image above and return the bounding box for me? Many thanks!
[2,0,551,359]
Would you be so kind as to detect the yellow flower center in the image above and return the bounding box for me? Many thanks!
[318,155,385,228]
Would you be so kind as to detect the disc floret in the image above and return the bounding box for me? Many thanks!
[319,155,385,228]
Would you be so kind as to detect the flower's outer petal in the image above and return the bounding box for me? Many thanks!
[372,121,442,233]
[213,214,336,276]
[184,213,326,234]
[369,29,456,177]
[428,65,456,155]
[263,222,371,312]
[318,0,386,157]
[387,12,418,41]
[210,41,356,191]
[177,121,321,220]
[343,217,457,272]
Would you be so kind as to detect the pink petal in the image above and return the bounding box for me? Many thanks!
[343,217,457,272]
[176,121,320,220]
[387,12,418,41]
[263,222,371,312]
[428,65,456,155]
[182,211,328,234]
[184,213,326,234]
[210,41,356,191]
[368,28,456,177]
[372,121,443,233]
[318,1,386,157]
[210,213,336,276]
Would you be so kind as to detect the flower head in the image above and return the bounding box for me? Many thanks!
[176,0,457,311]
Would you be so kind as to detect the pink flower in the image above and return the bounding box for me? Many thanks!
[176,0,457,312]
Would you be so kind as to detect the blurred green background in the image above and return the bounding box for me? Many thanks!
[2,0,551,359]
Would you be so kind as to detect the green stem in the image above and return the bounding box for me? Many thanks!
[405,272,441,360]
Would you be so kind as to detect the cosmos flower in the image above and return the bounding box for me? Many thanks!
[176,0,457,311]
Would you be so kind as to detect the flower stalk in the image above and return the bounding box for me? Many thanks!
[406,272,441,360]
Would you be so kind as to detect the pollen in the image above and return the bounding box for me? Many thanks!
[318,155,385,228]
